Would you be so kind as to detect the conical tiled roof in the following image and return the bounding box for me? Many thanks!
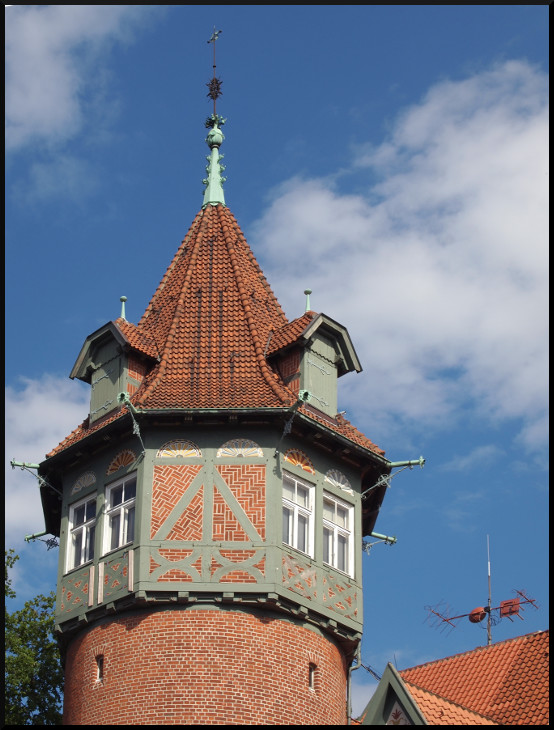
[44,122,386,461]
[133,203,294,410]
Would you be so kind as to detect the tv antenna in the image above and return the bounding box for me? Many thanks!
[425,536,538,644]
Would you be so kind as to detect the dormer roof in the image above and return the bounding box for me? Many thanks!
[69,319,158,383]
[267,310,362,376]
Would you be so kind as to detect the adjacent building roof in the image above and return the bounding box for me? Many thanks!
[359,629,549,725]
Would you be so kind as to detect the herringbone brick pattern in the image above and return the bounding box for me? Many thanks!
[167,486,204,541]
[212,486,249,542]
[216,464,266,539]
[151,464,202,538]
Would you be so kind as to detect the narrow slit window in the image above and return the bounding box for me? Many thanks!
[95,655,104,682]
[309,663,317,691]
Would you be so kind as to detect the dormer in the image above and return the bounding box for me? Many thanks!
[267,311,362,419]
[70,320,157,424]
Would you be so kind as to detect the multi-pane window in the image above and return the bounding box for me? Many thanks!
[104,474,136,554]
[68,495,96,571]
[282,473,314,556]
[323,492,353,575]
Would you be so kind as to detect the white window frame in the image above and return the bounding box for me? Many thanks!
[67,494,96,572]
[322,491,354,577]
[282,472,314,557]
[103,473,137,555]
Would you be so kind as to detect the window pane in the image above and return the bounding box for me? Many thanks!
[86,499,96,522]
[336,505,348,528]
[74,505,85,526]
[126,506,135,543]
[283,478,295,502]
[110,485,123,508]
[124,479,136,501]
[297,514,308,553]
[86,525,95,562]
[73,532,82,568]
[323,527,332,564]
[282,506,292,544]
[296,485,309,508]
[323,499,334,522]
[110,513,120,551]
[337,534,348,572]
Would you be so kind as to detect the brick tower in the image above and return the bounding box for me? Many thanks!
[35,49,395,726]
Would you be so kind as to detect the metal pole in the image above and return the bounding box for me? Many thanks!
[487,534,492,645]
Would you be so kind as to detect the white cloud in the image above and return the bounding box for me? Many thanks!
[253,61,548,453]
[5,5,158,152]
[5,375,89,549]
[440,445,506,472]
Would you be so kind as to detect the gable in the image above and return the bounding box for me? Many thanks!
[360,663,427,725]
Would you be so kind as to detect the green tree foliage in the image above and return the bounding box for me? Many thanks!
[5,550,64,725]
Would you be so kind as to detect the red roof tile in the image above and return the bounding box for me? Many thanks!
[46,203,386,460]
[400,630,549,725]
[405,682,499,725]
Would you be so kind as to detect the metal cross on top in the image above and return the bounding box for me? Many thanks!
[206,27,223,116]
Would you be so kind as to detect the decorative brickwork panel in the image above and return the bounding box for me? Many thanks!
[212,486,250,542]
[210,549,266,583]
[282,553,359,621]
[107,450,136,475]
[102,556,129,602]
[127,357,147,381]
[215,464,266,540]
[166,485,203,541]
[60,567,91,614]
[63,609,348,725]
[149,548,202,583]
[151,464,203,538]
[280,350,301,395]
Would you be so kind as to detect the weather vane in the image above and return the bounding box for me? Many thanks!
[206,27,223,121]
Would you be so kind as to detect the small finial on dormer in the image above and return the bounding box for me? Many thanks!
[304,289,312,312]
[120,296,127,320]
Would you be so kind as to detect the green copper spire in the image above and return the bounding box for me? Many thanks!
[202,28,226,207]
[202,116,226,207]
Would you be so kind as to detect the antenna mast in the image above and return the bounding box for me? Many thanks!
[487,534,492,645]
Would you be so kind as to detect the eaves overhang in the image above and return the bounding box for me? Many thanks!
[301,313,362,375]
[69,320,158,383]
[294,410,389,467]
[70,322,129,382]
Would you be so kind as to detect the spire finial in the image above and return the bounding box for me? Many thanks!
[120,295,127,321]
[207,27,223,117]
[203,28,226,207]
[304,289,312,312]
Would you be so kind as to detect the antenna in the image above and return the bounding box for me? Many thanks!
[487,534,492,645]
[425,537,538,643]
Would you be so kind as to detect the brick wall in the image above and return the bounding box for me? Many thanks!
[63,607,348,725]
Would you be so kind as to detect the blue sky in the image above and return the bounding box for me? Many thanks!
[5,5,548,717]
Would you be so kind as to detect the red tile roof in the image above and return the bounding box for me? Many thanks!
[134,204,293,410]
[405,682,499,725]
[46,204,385,460]
[400,630,549,725]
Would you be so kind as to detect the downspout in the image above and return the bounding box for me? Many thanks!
[346,643,362,725]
